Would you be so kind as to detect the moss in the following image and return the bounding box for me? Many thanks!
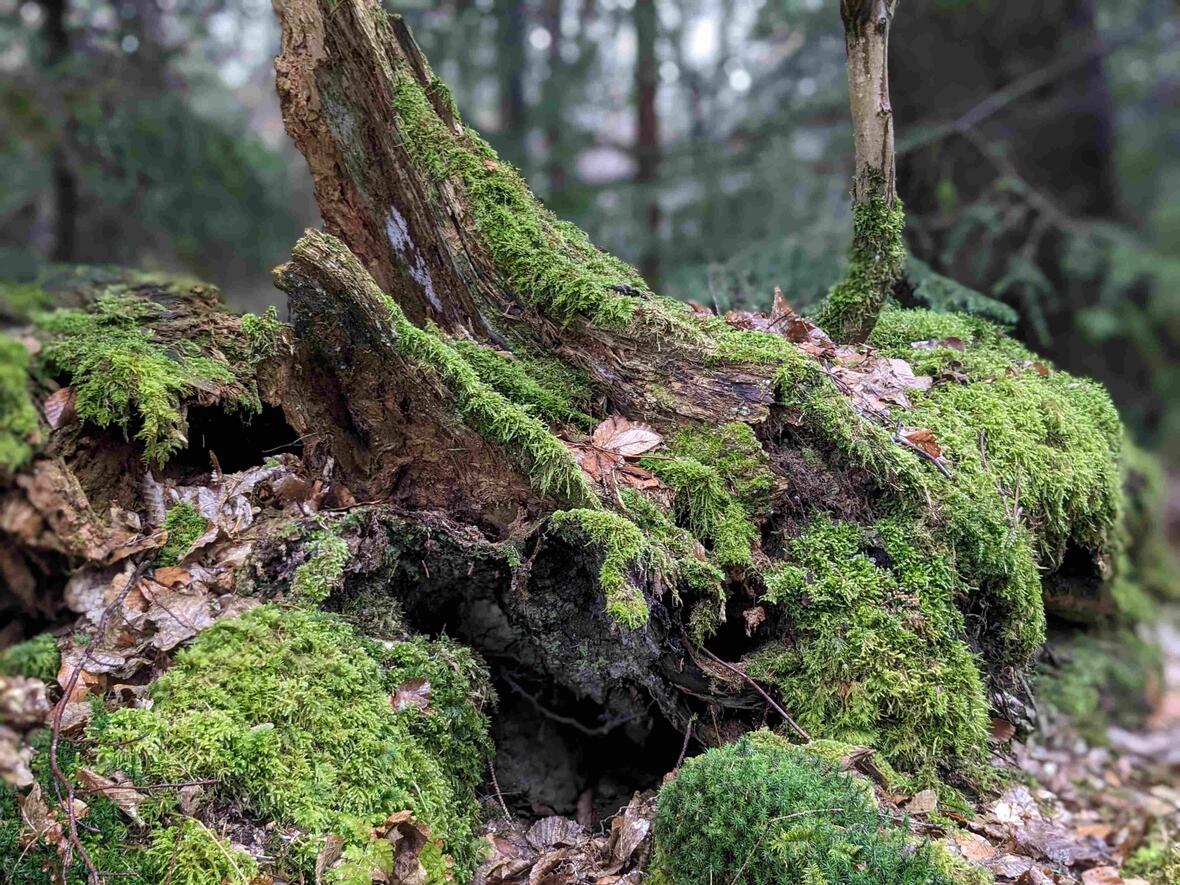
[0,633,60,681]
[1124,839,1180,885]
[868,307,1125,662]
[550,509,651,628]
[1039,629,1162,743]
[35,294,244,465]
[0,334,39,471]
[156,502,209,568]
[642,422,773,569]
[930,841,995,885]
[392,74,646,329]
[90,604,492,883]
[746,516,990,776]
[0,280,50,319]
[362,281,593,503]
[652,730,955,885]
[142,819,260,885]
[814,175,907,343]
[618,488,727,640]
[290,522,350,603]
[451,339,592,426]
[240,305,282,359]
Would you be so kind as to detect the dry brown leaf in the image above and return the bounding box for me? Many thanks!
[948,831,996,864]
[616,462,661,491]
[910,337,966,352]
[392,677,432,712]
[742,606,766,637]
[591,417,663,457]
[990,718,1017,742]
[142,586,216,651]
[76,768,145,823]
[903,429,942,459]
[0,676,51,728]
[904,788,939,815]
[43,387,77,429]
[1081,867,1124,885]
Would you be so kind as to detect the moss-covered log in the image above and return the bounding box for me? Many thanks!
[0,1,1175,882]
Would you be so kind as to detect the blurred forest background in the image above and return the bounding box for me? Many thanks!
[1,0,1178,458]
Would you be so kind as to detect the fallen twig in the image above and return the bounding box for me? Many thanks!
[51,560,150,885]
[696,646,810,742]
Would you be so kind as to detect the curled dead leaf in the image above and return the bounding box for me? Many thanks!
[43,387,77,429]
[591,417,663,457]
[902,428,942,459]
[392,677,432,712]
[76,768,146,823]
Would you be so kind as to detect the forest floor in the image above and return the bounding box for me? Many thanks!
[475,621,1180,885]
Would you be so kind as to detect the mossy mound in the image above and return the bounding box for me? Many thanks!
[0,605,494,884]
[746,516,991,775]
[156,502,210,567]
[652,731,956,885]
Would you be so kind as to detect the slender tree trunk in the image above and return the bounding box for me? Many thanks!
[542,0,566,197]
[815,0,905,343]
[39,0,77,263]
[496,0,528,167]
[634,0,661,286]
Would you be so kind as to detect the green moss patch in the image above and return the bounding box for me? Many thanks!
[290,521,350,603]
[90,604,493,883]
[0,633,60,681]
[156,502,209,568]
[652,730,955,885]
[0,334,39,471]
[814,177,907,343]
[392,75,647,329]
[746,516,990,775]
[550,509,652,628]
[451,339,593,426]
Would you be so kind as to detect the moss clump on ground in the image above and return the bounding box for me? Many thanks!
[0,633,60,681]
[814,179,907,343]
[0,729,257,885]
[35,293,245,465]
[90,604,493,883]
[0,333,39,471]
[290,521,350,603]
[156,502,210,568]
[550,509,652,628]
[652,730,955,885]
[1124,839,1180,885]
[746,516,990,775]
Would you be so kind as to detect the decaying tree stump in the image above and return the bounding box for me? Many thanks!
[0,1,1167,873]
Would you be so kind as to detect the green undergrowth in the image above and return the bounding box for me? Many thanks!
[652,730,957,885]
[1038,628,1163,744]
[156,502,209,567]
[85,604,492,883]
[1124,835,1180,885]
[0,333,39,471]
[0,633,60,681]
[746,516,990,776]
[34,292,257,465]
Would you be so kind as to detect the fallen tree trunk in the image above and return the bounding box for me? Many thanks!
[0,0,1171,881]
